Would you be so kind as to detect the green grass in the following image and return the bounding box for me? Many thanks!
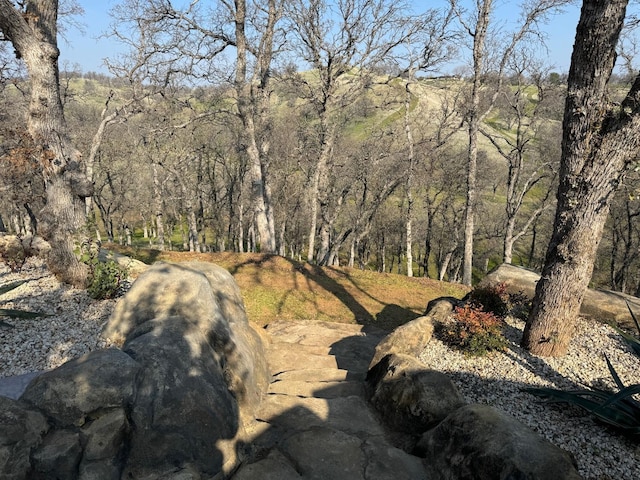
[107,246,469,330]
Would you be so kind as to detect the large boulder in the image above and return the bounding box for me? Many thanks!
[480,263,640,330]
[415,403,581,480]
[366,353,465,435]
[0,396,49,480]
[369,315,436,369]
[20,348,140,427]
[1,260,269,479]
[122,315,241,479]
[102,261,269,419]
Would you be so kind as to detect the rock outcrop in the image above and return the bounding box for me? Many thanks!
[416,404,581,480]
[365,296,581,480]
[1,261,269,479]
[367,353,465,434]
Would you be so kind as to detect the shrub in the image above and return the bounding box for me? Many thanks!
[440,303,508,356]
[80,241,129,300]
[468,282,531,320]
[467,282,510,317]
[86,259,128,300]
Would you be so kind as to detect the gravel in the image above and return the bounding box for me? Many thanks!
[0,258,115,376]
[1,257,639,479]
[420,313,640,479]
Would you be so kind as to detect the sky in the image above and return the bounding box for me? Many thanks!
[58,0,582,76]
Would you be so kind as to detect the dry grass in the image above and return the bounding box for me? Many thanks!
[110,246,468,330]
[108,246,469,331]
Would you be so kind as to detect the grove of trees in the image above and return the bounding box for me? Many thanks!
[2,0,640,356]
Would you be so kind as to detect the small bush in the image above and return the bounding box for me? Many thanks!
[467,282,510,317]
[440,304,508,356]
[86,259,128,300]
[468,282,531,320]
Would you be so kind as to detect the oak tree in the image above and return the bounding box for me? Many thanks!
[523,0,640,356]
[0,0,92,286]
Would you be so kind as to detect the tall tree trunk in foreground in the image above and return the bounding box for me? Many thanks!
[523,0,640,356]
[0,0,91,286]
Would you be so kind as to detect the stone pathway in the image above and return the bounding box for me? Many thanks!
[233,320,428,480]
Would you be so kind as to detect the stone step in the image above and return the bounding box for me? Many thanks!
[265,320,385,377]
[268,379,365,398]
[254,394,384,440]
[272,367,367,382]
[266,348,339,375]
[265,320,384,345]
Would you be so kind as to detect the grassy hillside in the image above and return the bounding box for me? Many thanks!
[108,246,469,330]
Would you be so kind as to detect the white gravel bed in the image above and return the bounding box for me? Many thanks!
[420,314,640,479]
[0,258,114,376]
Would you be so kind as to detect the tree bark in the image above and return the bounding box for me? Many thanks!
[0,0,91,286]
[404,78,415,277]
[461,0,491,286]
[523,0,640,356]
[152,160,165,251]
[234,0,278,253]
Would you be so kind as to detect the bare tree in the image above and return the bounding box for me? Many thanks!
[479,55,560,264]
[285,0,415,265]
[523,0,640,356]
[449,0,569,285]
[108,0,283,253]
[606,177,640,293]
[397,7,456,277]
[0,0,92,286]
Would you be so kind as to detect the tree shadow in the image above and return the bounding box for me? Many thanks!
[221,254,431,330]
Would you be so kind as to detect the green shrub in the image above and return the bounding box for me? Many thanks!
[440,303,508,356]
[86,259,128,300]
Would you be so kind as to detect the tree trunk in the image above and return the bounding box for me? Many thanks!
[0,0,91,286]
[503,216,516,265]
[404,79,415,278]
[523,0,640,356]
[307,125,336,263]
[152,161,165,251]
[234,0,278,253]
[461,0,491,286]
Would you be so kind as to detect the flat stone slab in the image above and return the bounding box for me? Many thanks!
[0,371,43,400]
[268,379,365,398]
[255,394,385,439]
[272,368,352,383]
[267,349,339,375]
[265,320,385,346]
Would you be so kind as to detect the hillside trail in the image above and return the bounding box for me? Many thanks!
[233,320,428,480]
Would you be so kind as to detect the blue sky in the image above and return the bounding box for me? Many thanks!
[58,0,581,75]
